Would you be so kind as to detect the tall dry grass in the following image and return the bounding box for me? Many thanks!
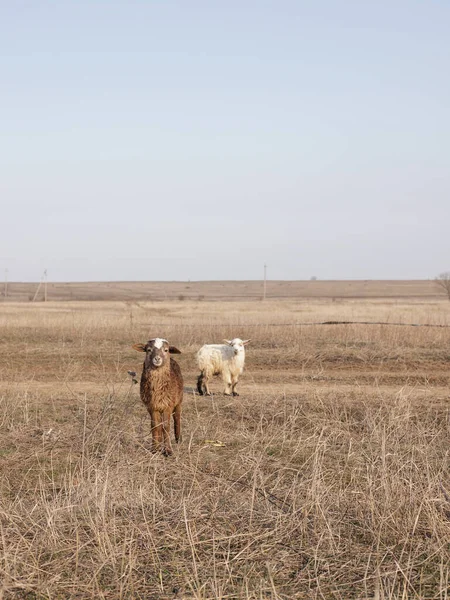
[0,299,449,598]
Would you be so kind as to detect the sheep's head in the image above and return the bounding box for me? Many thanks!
[223,338,251,355]
[132,338,181,370]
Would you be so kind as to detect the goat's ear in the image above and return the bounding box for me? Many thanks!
[132,343,146,352]
[223,339,232,345]
[242,339,251,345]
[169,346,181,354]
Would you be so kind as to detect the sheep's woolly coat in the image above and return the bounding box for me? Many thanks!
[140,358,183,413]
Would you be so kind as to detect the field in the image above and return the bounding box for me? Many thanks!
[2,279,444,302]
[1,288,450,599]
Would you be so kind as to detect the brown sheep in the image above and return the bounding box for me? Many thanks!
[132,337,183,456]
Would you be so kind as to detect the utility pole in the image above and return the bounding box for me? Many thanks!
[263,263,267,300]
[4,268,8,300]
[32,269,48,302]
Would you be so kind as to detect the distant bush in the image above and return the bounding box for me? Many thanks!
[435,272,450,301]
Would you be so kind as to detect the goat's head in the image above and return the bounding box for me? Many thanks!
[223,338,251,355]
[132,338,181,370]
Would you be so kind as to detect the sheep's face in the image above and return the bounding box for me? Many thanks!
[132,338,181,370]
[223,338,251,355]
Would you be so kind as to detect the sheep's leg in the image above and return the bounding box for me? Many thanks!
[150,409,163,453]
[162,410,173,456]
[173,404,182,443]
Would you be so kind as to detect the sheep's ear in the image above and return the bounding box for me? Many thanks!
[169,346,181,354]
[242,339,251,345]
[132,343,146,352]
[223,339,232,345]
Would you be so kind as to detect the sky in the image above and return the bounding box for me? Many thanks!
[1,0,449,282]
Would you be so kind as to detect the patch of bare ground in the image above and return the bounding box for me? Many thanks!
[1,298,450,598]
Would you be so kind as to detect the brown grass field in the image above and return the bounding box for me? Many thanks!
[2,279,444,303]
[1,284,450,599]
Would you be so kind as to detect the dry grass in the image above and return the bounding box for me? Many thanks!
[1,298,450,599]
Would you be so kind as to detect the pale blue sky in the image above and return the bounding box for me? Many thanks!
[1,0,449,281]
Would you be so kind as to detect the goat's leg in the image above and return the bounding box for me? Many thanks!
[197,372,204,395]
[173,404,182,443]
[200,371,211,396]
[150,409,163,453]
[162,410,173,456]
[231,377,240,397]
[222,366,234,396]
[223,378,233,396]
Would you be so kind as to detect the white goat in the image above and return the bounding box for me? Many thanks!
[196,338,250,396]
